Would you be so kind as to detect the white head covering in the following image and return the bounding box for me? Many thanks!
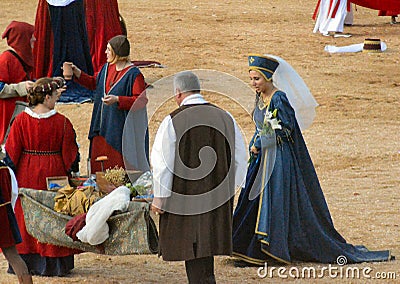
[267,55,319,130]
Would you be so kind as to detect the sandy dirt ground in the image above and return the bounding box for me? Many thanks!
[0,0,399,283]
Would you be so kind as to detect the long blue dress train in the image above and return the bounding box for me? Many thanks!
[232,90,391,264]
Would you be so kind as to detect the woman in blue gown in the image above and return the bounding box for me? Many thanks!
[232,54,392,265]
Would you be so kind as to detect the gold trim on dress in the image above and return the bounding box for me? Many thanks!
[255,151,269,237]
[256,90,277,110]
[250,93,292,265]
[0,201,11,208]
[260,248,291,264]
[232,252,266,265]
[254,98,273,237]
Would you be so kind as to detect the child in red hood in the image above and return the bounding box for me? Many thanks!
[0,21,35,143]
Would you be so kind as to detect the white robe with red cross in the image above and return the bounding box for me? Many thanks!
[313,0,352,35]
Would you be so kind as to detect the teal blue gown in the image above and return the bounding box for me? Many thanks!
[232,90,391,264]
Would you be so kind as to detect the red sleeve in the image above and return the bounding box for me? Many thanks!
[61,117,79,172]
[75,70,98,90]
[118,73,147,110]
[4,115,24,168]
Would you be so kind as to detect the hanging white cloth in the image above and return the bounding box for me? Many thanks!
[76,186,131,245]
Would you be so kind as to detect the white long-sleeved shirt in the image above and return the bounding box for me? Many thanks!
[151,94,247,198]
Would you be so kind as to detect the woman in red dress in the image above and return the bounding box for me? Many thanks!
[0,21,34,144]
[0,161,33,283]
[69,35,149,174]
[5,77,80,276]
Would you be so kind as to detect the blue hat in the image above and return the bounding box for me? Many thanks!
[248,54,279,81]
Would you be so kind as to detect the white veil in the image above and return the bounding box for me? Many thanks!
[267,54,318,131]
